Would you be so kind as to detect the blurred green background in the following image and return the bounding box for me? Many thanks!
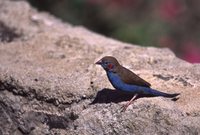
[27,0,200,63]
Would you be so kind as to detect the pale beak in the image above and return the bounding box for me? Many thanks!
[95,60,102,65]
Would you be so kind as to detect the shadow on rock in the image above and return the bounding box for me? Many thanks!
[91,88,144,104]
[90,88,179,104]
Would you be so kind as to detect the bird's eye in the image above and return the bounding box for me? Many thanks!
[104,61,109,65]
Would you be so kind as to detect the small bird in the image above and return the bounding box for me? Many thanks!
[95,56,179,111]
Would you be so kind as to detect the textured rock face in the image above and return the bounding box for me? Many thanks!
[0,0,200,134]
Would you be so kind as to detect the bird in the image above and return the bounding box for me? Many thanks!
[95,56,180,111]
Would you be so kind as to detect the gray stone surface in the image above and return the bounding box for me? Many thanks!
[0,0,200,134]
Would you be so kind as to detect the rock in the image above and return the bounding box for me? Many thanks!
[0,0,200,134]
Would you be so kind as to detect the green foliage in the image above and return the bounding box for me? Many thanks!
[113,21,170,46]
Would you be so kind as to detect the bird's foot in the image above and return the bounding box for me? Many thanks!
[120,94,138,112]
[120,103,130,112]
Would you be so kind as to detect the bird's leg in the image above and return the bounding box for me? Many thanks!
[121,94,138,112]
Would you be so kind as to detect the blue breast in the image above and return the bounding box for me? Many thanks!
[106,71,142,93]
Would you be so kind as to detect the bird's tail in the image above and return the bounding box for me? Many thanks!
[147,88,180,98]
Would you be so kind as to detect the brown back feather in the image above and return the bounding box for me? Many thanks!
[116,66,151,87]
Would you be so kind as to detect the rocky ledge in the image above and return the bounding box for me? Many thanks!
[0,0,200,135]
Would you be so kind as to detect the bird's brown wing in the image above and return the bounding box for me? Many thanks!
[117,66,151,87]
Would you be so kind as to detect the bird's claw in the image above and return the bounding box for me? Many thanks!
[120,103,130,112]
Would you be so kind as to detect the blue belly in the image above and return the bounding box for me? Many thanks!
[107,72,143,93]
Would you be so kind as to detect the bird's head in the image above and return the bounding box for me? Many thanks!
[95,56,120,72]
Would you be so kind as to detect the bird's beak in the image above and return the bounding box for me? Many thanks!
[95,59,102,65]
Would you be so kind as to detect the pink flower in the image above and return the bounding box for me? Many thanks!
[159,0,185,21]
[182,41,200,63]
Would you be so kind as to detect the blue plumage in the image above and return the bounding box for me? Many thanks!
[107,71,178,97]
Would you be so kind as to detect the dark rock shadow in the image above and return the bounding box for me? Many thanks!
[90,88,156,104]
[0,21,21,42]
[91,88,179,104]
